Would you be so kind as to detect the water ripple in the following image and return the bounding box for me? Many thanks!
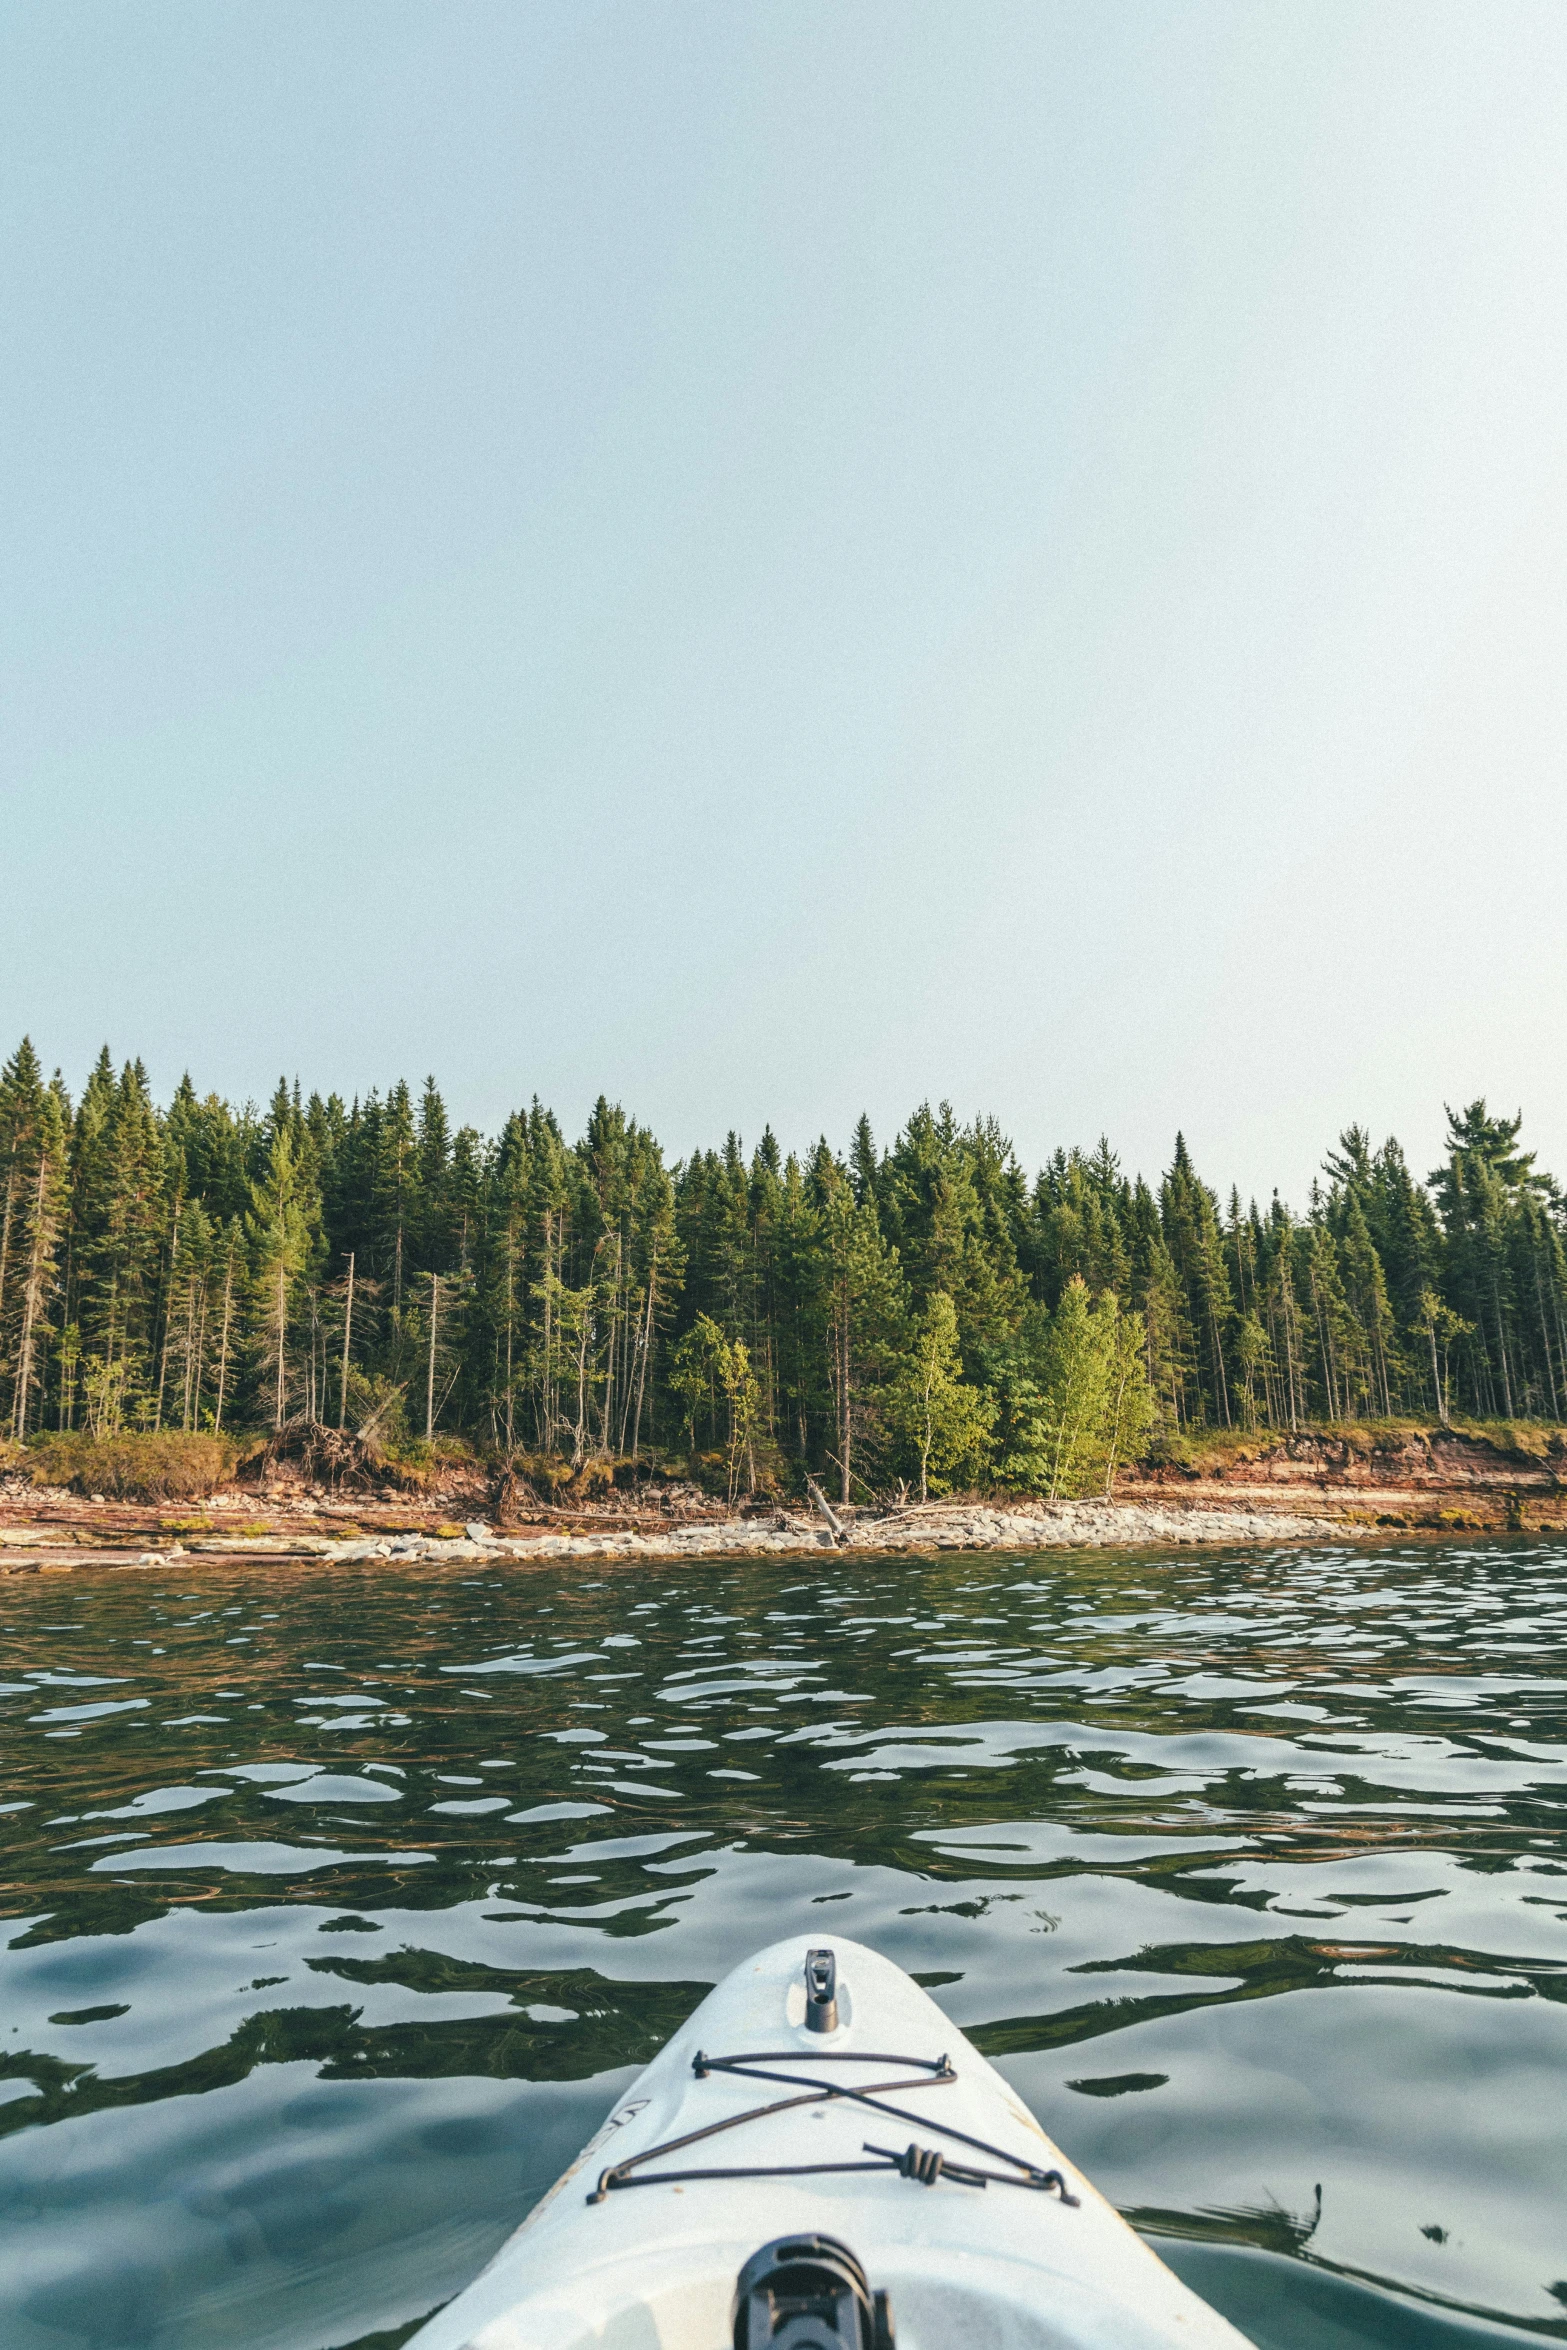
[1,1541,1565,2348]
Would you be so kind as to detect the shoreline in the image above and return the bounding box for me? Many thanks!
[314,1496,1358,1560]
[0,1494,1442,1571]
[5,1423,1562,1575]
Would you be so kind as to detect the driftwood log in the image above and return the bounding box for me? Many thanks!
[804,1475,848,1545]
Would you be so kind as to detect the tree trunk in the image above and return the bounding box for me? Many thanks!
[1534,1247,1560,1419]
[572,1297,589,1464]
[11,1154,53,1440]
[504,1232,516,1452]
[339,1253,355,1427]
[214,1246,235,1432]
[1428,1317,1447,1425]
[273,1257,288,1428]
[153,1208,180,1432]
[1491,1271,1514,1417]
[630,1256,656,1464]
[0,1167,16,1383]
[426,1272,440,1440]
[836,1289,852,1505]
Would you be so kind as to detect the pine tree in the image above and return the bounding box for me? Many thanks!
[1160,1137,1234,1425]
[161,1199,215,1432]
[245,1126,316,1428]
[0,1039,52,1426]
[1125,1177,1191,1429]
[850,1114,879,1208]
[1258,1197,1307,1429]
[6,1082,67,1438]
[10,1033,1567,1472]
[416,1076,453,1269]
[814,1160,908,1502]
[373,1081,418,1320]
[79,1063,166,1429]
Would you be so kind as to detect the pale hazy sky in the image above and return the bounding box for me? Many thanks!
[5,3,1566,1202]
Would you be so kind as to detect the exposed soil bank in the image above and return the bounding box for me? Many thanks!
[4,1420,1561,1570]
[1129,1426,1567,1488]
[1121,1425,1567,1534]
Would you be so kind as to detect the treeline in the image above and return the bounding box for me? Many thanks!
[1,1037,1563,1502]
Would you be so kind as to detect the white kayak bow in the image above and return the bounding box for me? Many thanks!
[408,1933,1253,2350]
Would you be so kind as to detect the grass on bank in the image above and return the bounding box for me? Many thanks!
[2,1414,1564,1507]
[1148,1415,1567,1475]
[7,1430,245,1501]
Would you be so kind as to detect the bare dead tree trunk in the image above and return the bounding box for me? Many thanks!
[503,1229,515,1451]
[572,1300,590,1465]
[805,1475,846,1544]
[153,1207,179,1433]
[837,1291,853,1506]
[214,1241,235,1433]
[1428,1316,1447,1425]
[339,1252,355,1427]
[425,1272,440,1440]
[1535,1247,1561,1419]
[1492,1272,1515,1418]
[0,1166,16,1375]
[541,1210,554,1450]
[273,1257,288,1429]
[600,1233,622,1454]
[630,1253,657,1464]
[11,1153,55,1440]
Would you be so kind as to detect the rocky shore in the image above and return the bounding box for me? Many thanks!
[307,1496,1350,1563]
[8,1420,1560,1572]
[0,1494,1359,1571]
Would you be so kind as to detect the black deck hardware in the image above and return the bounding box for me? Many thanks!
[805,1947,839,2034]
[586,2044,1079,2207]
[732,2232,895,2350]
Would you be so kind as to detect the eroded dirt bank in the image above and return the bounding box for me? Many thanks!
[3,1423,1561,1572]
[1120,1426,1567,1533]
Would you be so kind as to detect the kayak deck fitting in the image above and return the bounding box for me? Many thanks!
[407,1933,1254,2350]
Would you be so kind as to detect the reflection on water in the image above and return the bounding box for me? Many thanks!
[2,1542,1565,2350]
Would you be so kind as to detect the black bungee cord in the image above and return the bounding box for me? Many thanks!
[586,2044,1078,2207]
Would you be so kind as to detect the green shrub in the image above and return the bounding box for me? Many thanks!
[517,1452,574,1495]
[378,1433,477,1491]
[24,1430,242,1502]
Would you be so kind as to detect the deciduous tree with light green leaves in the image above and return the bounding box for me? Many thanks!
[887,1290,994,1500]
[671,1311,764,1500]
[1029,1277,1155,1499]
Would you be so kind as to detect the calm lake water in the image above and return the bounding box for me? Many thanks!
[2,1542,1565,2350]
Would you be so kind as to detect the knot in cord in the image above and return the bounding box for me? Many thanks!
[899,2142,945,2186]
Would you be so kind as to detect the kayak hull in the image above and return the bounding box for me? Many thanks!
[407,1934,1252,2350]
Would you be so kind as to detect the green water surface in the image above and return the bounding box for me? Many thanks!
[1,1540,1564,2350]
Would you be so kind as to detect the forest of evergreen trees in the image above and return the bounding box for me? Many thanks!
[1,1036,1564,1502]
